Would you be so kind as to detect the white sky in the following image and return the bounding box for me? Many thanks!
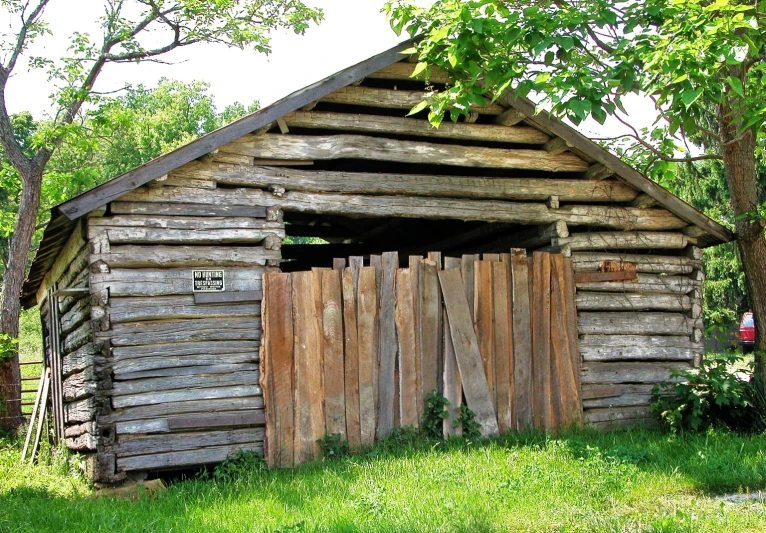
[2,0,656,140]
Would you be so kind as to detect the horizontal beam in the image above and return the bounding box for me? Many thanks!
[210,165,638,203]
[554,231,691,250]
[366,61,452,84]
[220,134,589,172]
[283,111,549,144]
[119,186,687,231]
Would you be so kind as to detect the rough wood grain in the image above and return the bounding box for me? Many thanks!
[576,273,700,295]
[107,295,259,323]
[341,269,361,449]
[104,397,264,423]
[112,373,257,397]
[108,317,260,346]
[510,249,533,430]
[577,311,700,336]
[212,164,638,202]
[474,261,496,411]
[91,267,263,297]
[283,111,549,144]
[322,269,346,440]
[531,252,553,431]
[116,442,263,471]
[112,353,259,378]
[581,362,692,384]
[116,363,259,382]
[356,267,378,446]
[554,232,690,250]
[222,133,588,172]
[575,292,692,312]
[112,340,260,361]
[112,428,264,457]
[93,245,280,268]
[92,226,283,245]
[579,335,699,362]
[62,343,99,377]
[571,253,701,275]
[62,367,97,401]
[110,201,267,218]
[419,260,440,409]
[439,268,499,437]
[395,269,419,428]
[377,252,399,439]
[442,256,462,437]
[112,384,262,409]
[492,261,513,434]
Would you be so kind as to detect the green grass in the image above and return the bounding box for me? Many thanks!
[1,427,766,532]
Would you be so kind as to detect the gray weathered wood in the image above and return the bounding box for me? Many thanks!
[90,226,283,245]
[112,384,262,408]
[584,406,653,425]
[112,373,258,397]
[91,268,263,297]
[576,273,700,294]
[168,412,265,431]
[579,335,699,362]
[510,249,533,430]
[110,202,267,218]
[571,252,701,274]
[283,110,549,144]
[64,397,96,424]
[60,298,89,335]
[211,164,637,203]
[122,186,686,231]
[575,292,693,312]
[194,291,263,304]
[222,134,588,172]
[112,353,259,376]
[581,362,692,384]
[107,295,259,323]
[109,317,260,346]
[63,321,92,354]
[62,366,97,401]
[116,442,263,471]
[554,232,691,250]
[577,311,700,336]
[93,245,280,268]
[112,340,260,361]
[377,251,399,439]
[89,215,281,230]
[116,363,259,382]
[103,397,264,423]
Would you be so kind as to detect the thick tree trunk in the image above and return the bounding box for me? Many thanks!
[0,168,42,431]
[718,102,766,384]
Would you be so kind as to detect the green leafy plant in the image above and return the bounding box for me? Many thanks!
[213,450,266,483]
[651,352,762,432]
[318,433,349,460]
[0,334,19,363]
[421,389,449,439]
[455,404,481,441]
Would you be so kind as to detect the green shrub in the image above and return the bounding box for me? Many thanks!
[213,450,266,482]
[317,433,349,460]
[651,351,764,432]
[421,389,449,439]
[455,403,482,441]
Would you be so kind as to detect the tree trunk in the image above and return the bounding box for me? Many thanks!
[718,102,766,384]
[0,167,42,431]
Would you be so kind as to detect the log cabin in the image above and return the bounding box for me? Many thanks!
[21,38,733,482]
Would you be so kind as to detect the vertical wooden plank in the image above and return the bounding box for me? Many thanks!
[427,252,444,393]
[562,256,584,425]
[377,251,398,439]
[292,271,324,464]
[395,269,418,427]
[341,269,361,448]
[420,260,440,406]
[500,253,515,428]
[439,269,499,437]
[409,255,423,422]
[349,256,364,291]
[322,269,346,440]
[443,257,462,437]
[510,249,533,431]
[357,267,378,446]
[461,254,479,321]
[333,258,346,271]
[474,261,496,410]
[493,261,512,434]
[369,254,382,420]
[483,253,500,262]
[261,272,294,468]
[549,255,573,430]
[531,252,553,431]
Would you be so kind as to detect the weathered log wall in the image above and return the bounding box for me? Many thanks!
[85,197,281,481]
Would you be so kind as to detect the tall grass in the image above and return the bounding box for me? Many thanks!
[1,427,765,532]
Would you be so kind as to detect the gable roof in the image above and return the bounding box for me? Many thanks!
[21,38,733,307]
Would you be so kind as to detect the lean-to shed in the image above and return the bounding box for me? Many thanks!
[22,39,733,482]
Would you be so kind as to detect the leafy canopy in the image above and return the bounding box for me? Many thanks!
[386,0,766,176]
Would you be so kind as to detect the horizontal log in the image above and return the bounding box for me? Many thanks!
[554,232,690,250]
[58,246,90,294]
[109,317,261,346]
[112,353,259,377]
[116,442,262,471]
[110,202,267,218]
[581,362,691,384]
[121,186,685,231]
[575,292,692,312]
[366,61,452,84]
[576,273,700,294]
[221,134,589,172]
[58,269,90,316]
[66,432,98,451]
[318,86,504,114]
[571,252,701,274]
[115,410,265,435]
[583,393,655,409]
[507,221,569,249]
[104,397,264,423]
[194,291,262,304]
[63,321,92,354]
[581,383,657,400]
[579,335,700,362]
[112,373,259,397]
[585,406,654,426]
[574,271,638,284]
[63,367,97,401]
[112,428,264,457]
[116,362,259,382]
[107,295,260,323]
[64,421,97,438]
[283,110,550,144]
[578,312,700,336]
[112,340,261,362]
[37,221,86,306]
[90,226,284,245]
[60,297,90,336]
[91,268,264,297]
[61,342,101,377]
[89,215,282,231]
[92,245,280,269]
[209,165,637,202]
[64,397,96,424]
[112,384,263,408]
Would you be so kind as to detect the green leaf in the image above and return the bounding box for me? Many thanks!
[726,76,744,97]
[407,99,430,117]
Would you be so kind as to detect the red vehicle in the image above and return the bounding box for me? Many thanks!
[739,311,755,353]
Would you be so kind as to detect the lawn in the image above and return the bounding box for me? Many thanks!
[1,426,766,533]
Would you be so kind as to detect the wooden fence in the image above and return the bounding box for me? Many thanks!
[260,250,582,468]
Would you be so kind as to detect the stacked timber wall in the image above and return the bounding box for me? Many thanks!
[85,184,284,481]
[261,251,582,468]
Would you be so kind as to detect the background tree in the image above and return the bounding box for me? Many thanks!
[0,0,321,430]
[387,0,766,379]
